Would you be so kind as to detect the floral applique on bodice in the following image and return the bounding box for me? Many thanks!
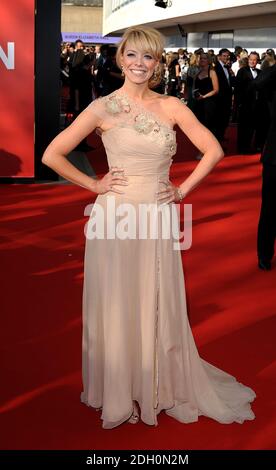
[96,91,177,158]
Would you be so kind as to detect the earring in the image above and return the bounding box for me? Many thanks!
[153,68,158,80]
[121,65,125,77]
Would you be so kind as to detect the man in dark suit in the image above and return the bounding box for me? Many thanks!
[252,62,276,270]
[70,39,85,112]
[235,52,261,154]
[214,48,235,143]
[94,44,109,97]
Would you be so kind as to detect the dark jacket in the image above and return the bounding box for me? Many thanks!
[253,64,276,164]
[235,66,261,109]
[215,61,235,103]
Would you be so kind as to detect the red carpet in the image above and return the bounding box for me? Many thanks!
[0,130,276,450]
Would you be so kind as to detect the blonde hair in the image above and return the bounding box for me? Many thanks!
[189,53,200,67]
[167,51,178,67]
[240,50,248,59]
[116,26,165,88]
[238,56,249,68]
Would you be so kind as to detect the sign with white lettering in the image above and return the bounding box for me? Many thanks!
[61,32,121,44]
[0,0,34,177]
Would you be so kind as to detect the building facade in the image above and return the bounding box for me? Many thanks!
[103,0,276,52]
[61,3,103,35]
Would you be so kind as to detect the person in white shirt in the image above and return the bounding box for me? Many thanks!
[232,49,248,76]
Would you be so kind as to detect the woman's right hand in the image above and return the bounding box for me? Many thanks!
[94,167,129,194]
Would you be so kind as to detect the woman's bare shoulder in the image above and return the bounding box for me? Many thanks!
[159,96,190,125]
[147,93,182,111]
[150,93,174,102]
[162,95,187,112]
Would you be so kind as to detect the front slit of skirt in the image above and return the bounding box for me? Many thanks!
[153,233,160,426]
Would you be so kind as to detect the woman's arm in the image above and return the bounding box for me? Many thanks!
[175,63,180,78]
[168,97,224,197]
[201,69,219,99]
[42,106,128,194]
[42,106,101,192]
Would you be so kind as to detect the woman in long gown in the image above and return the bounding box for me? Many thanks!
[42,26,256,429]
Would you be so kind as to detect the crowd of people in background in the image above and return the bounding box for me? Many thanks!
[60,40,276,155]
[60,39,276,271]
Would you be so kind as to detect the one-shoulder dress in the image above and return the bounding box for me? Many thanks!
[80,90,256,429]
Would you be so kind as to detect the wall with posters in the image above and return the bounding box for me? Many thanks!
[0,0,34,177]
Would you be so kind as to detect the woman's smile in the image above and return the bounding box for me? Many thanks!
[130,69,147,75]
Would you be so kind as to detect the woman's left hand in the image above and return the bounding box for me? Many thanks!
[156,180,184,204]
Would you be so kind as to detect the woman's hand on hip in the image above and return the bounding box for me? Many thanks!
[156,180,185,204]
[94,167,129,194]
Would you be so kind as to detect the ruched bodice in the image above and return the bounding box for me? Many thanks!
[101,126,174,203]
[101,126,174,177]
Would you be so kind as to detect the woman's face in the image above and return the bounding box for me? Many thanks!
[199,55,209,67]
[121,43,158,84]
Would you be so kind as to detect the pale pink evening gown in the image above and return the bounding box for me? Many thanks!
[80,90,256,429]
